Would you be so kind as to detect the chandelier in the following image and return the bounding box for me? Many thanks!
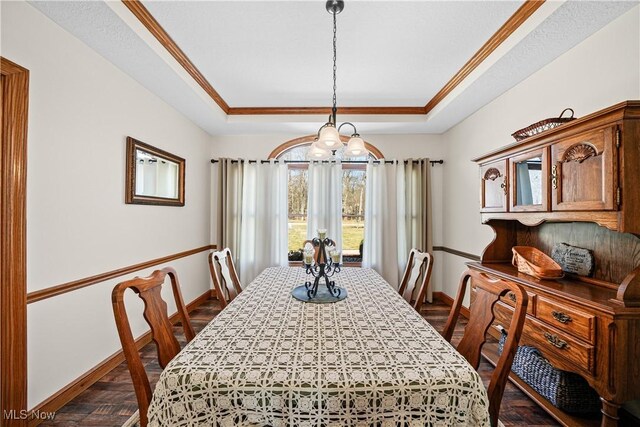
[308,0,368,160]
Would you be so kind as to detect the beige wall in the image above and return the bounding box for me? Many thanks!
[2,1,213,408]
[4,0,639,411]
[440,5,640,305]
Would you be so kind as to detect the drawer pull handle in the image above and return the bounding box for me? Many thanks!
[544,332,568,349]
[500,177,508,195]
[508,293,516,303]
[551,310,572,324]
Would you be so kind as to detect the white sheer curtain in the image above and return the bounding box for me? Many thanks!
[362,161,403,288]
[238,160,289,284]
[363,159,432,296]
[215,159,288,285]
[306,161,343,251]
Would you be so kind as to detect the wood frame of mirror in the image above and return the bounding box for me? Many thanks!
[125,137,185,206]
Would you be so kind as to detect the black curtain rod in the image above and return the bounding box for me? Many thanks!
[210,159,444,165]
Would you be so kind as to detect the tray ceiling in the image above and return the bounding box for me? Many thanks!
[28,1,638,135]
[140,0,523,108]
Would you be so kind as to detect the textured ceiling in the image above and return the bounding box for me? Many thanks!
[141,0,523,107]
[28,1,639,135]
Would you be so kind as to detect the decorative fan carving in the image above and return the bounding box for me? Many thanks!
[562,144,598,163]
[483,168,502,181]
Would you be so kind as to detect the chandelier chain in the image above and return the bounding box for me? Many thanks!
[332,9,337,124]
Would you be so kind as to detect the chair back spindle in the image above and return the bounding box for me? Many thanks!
[112,267,195,427]
[442,270,528,427]
[208,248,242,306]
[398,249,434,310]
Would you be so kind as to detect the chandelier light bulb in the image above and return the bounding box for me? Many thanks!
[308,141,332,160]
[318,125,342,150]
[344,135,368,157]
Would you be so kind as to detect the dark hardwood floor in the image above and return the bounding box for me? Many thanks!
[42,298,560,426]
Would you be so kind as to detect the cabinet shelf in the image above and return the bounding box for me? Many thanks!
[481,342,601,427]
[472,101,640,426]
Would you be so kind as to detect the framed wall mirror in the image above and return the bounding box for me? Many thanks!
[125,137,185,206]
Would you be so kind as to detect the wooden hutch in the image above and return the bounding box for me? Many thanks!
[469,101,640,427]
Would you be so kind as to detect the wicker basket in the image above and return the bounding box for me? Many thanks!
[498,331,600,414]
[512,246,563,279]
[512,108,576,141]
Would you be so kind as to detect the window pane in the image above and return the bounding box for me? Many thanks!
[342,168,366,262]
[279,142,374,263]
[288,168,308,260]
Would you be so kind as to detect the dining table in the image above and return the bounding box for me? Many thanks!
[147,266,491,426]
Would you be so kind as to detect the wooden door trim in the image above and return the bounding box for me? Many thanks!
[1,57,29,426]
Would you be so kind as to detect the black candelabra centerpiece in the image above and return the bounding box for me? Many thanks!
[291,233,347,303]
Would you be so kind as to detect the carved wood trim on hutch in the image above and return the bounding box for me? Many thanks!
[1,56,29,427]
[471,100,640,427]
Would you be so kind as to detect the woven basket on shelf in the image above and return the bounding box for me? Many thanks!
[512,246,563,279]
[498,331,601,414]
[511,108,576,141]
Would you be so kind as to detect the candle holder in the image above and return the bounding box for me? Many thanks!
[291,237,348,303]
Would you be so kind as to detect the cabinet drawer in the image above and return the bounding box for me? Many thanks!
[501,290,536,315]
[537,297,595,344]
[523,317,595,375]
[470,270,535,314]
[493,303,595,375]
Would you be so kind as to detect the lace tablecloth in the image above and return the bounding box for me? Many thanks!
[147,267,490,426]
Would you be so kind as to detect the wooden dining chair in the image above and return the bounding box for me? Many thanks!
[112,267,195,427]
[208,248,242,307]
[398,249,434,310]
[442,271,528,427]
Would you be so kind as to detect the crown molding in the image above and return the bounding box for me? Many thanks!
[227,106,427,116]
[122,0,544,117]
[121,0,230,113]
[423,0,545,114]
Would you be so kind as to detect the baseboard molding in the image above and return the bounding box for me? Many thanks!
[27,288,213,427]
[432,291,470,319]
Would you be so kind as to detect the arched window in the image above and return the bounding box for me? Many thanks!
[270,136,383,264]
